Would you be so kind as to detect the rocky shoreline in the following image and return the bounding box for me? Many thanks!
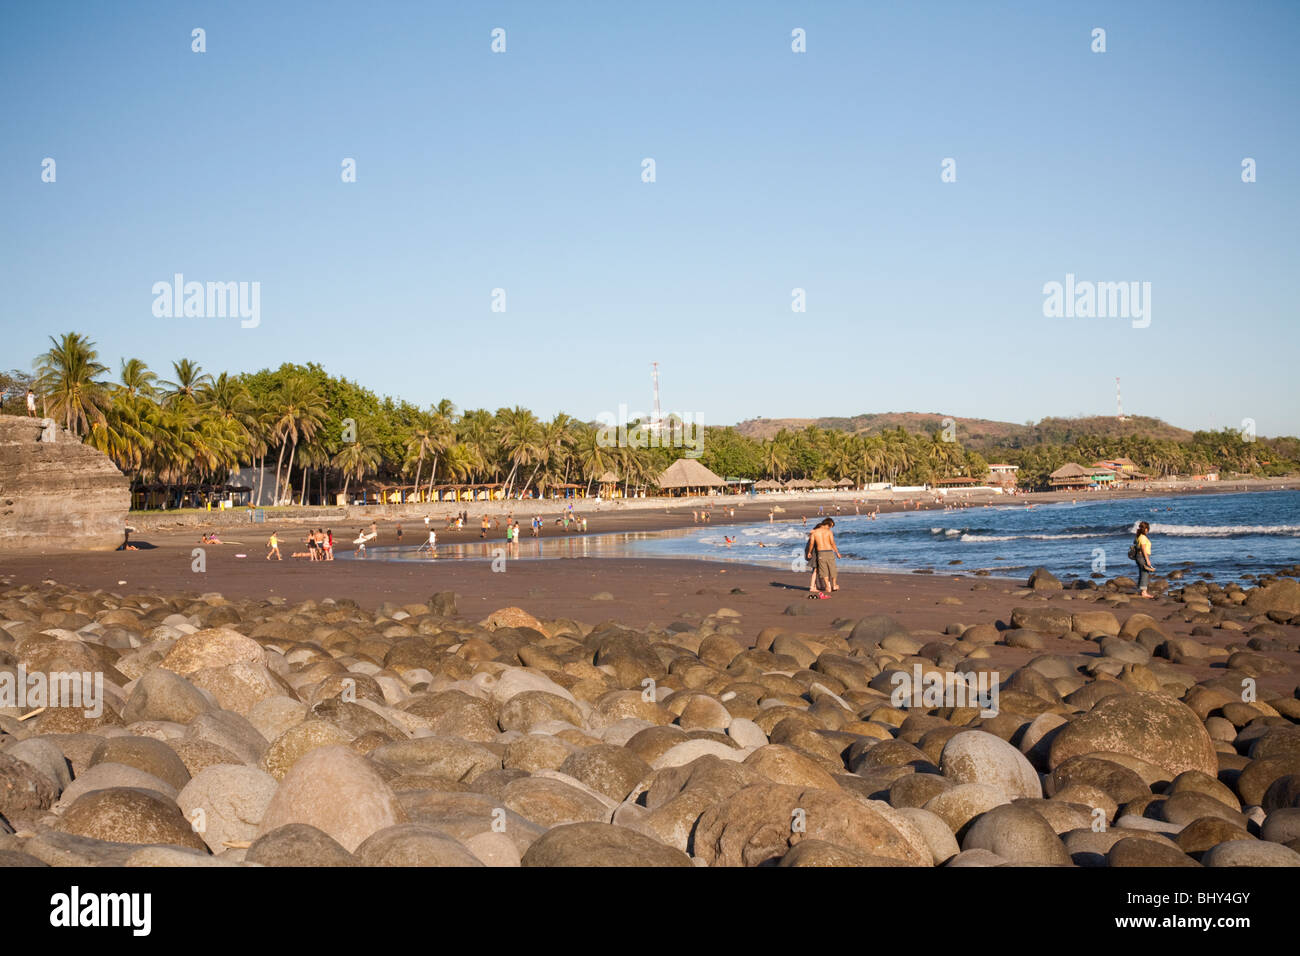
[1,569,1298,867]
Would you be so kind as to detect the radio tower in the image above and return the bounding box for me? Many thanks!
[650,362,663,435]
[1116,377,1125,421]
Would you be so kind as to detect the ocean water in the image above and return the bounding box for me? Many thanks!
[630,489,1300,584]
[345,490,1299,585]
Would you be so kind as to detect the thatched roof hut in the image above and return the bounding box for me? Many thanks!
[657,459,727,494]
[1049,463,1093,488]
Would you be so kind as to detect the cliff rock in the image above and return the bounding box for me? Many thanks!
[0,414,130,550]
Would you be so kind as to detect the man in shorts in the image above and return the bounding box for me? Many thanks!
[807,518,841,596]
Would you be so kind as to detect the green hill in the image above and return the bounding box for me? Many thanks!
[734,413,1194,451]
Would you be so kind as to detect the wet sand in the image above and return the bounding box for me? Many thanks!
[3,527,1295,698]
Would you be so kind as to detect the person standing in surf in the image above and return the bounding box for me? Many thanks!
[1131,520,1155,598]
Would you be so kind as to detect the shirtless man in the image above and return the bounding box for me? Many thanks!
[807,518,841,595]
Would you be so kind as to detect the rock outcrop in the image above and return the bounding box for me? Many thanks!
[0,414,130,550]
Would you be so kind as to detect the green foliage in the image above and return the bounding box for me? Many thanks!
[30,333,1300,506]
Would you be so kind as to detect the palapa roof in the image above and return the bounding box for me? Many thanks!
[754,479,781,489]
[815,478,835,488]
[596,471,620,483]
[657,458,727,488]
[835,478,854,486]
[1049,463,1090,479]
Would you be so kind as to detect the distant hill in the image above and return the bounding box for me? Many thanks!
[733,413,1195,450]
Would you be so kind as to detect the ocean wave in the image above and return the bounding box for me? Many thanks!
[1142,523,1300,537]
[960,532,1110,542]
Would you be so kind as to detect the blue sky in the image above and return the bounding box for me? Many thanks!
[2,1,1297,434]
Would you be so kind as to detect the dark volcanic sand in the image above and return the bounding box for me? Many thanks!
[2,528,1295,699]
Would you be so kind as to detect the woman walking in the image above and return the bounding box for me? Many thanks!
[1131,520,1155,598]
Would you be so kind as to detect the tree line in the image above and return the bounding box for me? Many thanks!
[12,332,1299,508]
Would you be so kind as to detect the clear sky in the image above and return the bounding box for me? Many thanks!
[2,1,1297,435]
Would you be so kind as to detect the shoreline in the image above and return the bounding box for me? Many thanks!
[5,476,1293,558]
[1,481,1294,610]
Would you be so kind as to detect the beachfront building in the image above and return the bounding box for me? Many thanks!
[1049,463,1116,490]
[429,483,506,502]
[596,471,621,498]
[1048,463,1094,489]
[656,458,728,497]
[1091,458,1147,484]
[987,463,1019,489]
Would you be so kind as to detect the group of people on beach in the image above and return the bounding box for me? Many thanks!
[299,529,334,560]
[264,528,335,560]
[260,509,599,562]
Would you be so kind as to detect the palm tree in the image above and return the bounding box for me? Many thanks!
[85,391,147,474]
[762,438,791,480]
[201,372,256,467]
[574,427,616,496]
[618,445,654,498]
[295,433,331,505]
[495,406,542,497]
[860,436,884,483]
[440,443,476,484]
[188,411,245,497]
[161,359,213,407]
[333,436,380,502]
[827,431,855,481]
[405,419,438,499]
[269,376,326,505]
[119,358,158,399]
[86,359,158,477]
[457,409,498,483]
[423,402,457,500]
[144,402,198,504]
[33,332,110,436]
[522,414,575,498]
